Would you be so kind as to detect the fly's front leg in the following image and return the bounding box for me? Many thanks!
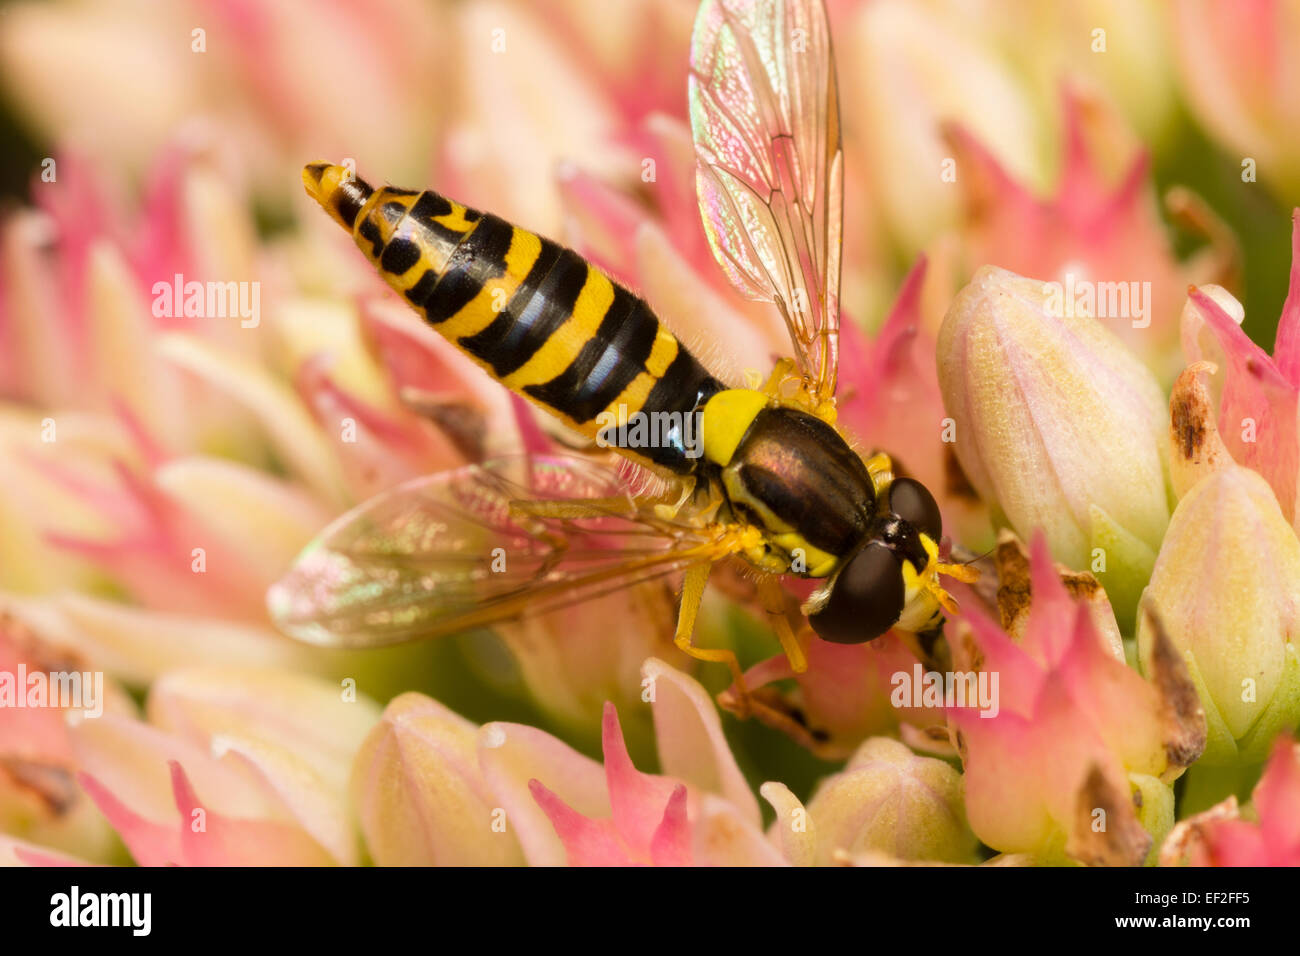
[755,575,808,673]
[674,561,751,718]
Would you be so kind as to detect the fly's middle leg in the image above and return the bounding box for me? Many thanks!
[673,561,751,717]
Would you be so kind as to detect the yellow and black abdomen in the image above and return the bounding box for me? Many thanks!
[303,163,721,474]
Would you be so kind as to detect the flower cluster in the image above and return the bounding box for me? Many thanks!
[1,0,1298,868]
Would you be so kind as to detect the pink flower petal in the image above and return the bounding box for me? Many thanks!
[600,702,679,854]
[1023,532,1079,666]
[643,658,759,825]
[648,785,693,867]
[1186,286,1299,522]
[169,761,334,867]
[1253,735,1300,856]
[77,770,181,867]
[1270,211,1300,384]
[477,721,610,867]
[528,779,637,867]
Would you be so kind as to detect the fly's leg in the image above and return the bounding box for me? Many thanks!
[509,496,643,520]
[755,575,808,673]
[674,561,751,717]
[652,478,697,521]
[756,358,797,396]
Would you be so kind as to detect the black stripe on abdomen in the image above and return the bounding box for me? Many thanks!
[457,243,580,377]
[644,348,724,422]
[422,214,516,323]
[522,289,657,424]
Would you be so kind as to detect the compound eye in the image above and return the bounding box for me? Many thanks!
[888,477,942,542]
[807,542,905,645]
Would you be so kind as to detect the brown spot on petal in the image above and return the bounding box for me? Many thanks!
[1062,573,1103,604]
[1168,362,1231,498]
[1066,764,1152,867]
[990,534,1109,643]
[399,389,487,461]
[1141,603,1208,777]
[993,532,1032,636]
[0,758,78,817]
[1,611,87,675]
[948,620,984,674]
[1171,382,1208,461]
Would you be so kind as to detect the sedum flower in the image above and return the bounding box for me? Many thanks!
[834,0,1046,257]
[1176,213,1300,533]
[0,613,135,863]
[352,659,784,866]
[992,0,1179,148]
[1173,0,1300,202]
[0,0,450,196]
[937,264,1171,626]
[350,693,525,866]
[0,139,681,742]
[949,535,1205,865]
[507,661,781,866]
[760,737,977,866]
[72,666,380,866]
[1160,735,1300,866]
[943,86,1231,381]
[1136,465,1300,765]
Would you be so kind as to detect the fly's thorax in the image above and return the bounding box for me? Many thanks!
[699,394,874,577]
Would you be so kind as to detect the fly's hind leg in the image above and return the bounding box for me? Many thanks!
[509,496,643,520]
[674,561,751,717]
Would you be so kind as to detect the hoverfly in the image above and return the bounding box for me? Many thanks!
[269,0,976,719]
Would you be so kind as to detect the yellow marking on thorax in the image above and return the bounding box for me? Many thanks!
[701,389,768,467]
[719,466,837,577]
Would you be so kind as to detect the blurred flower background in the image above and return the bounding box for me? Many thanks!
[0,0,1297,866]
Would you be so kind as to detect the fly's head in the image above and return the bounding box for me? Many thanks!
[804,477,976,644]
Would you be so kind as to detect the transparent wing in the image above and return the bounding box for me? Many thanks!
[267,455,726,648]
[689,0,843,398]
